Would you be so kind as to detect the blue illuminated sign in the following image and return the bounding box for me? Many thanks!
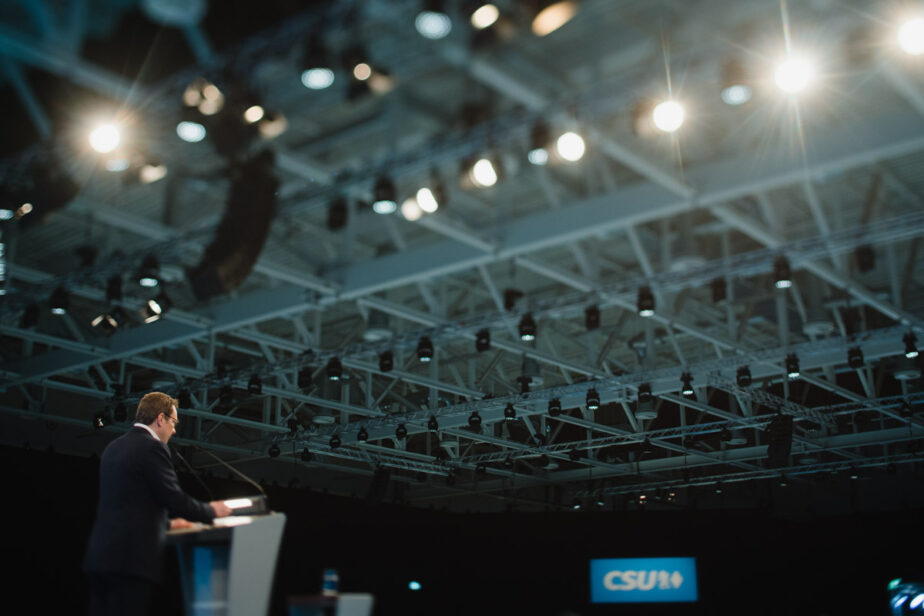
[590,557,698,603]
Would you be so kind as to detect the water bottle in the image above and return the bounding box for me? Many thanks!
[322,568,339,597]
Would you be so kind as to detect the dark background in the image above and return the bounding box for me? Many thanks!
[7,443,919,616]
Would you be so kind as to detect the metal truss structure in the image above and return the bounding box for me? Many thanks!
[0,0,922,511]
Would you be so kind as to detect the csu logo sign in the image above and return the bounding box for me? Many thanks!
[590,557,698,603]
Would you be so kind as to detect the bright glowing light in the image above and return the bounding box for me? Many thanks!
[224,498,254,509]
[401,198,423,221]
[899,18,924,55]
[651,100,685,133]
[471,158,498,187]
[177,121,206,143]
[775,279,793,290]
[721,84,752,106]
[910,594,924,609]
[0,209,13,221]
[775,57,815,94]
[353,63,372,81]
[373,198,397,215]
[258,113,287,139]
[139,164,167,184]
[89,124,121,153]
[202,84,222,100]
[301,68,335,89]
[532,1,578,37]
[105,158,130,172]
[18,203,32,216]
[416,187,439,213]
[528,148,548,165]
[556,131,585,161]
[471,4,499,29]
[408,581,422,591]
[415,11,452,39]
[243,105,265,124]
[198,98,222,115]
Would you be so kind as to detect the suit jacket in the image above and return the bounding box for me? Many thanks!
[83,426,215,582]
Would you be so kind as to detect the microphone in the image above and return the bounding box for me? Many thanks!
[193,445,267,498]
[171,446,214,500]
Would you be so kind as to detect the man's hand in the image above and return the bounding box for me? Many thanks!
[210,500,234,518]
[170,518,195,530]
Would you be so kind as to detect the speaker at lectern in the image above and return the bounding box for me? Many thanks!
[168,496,286,616]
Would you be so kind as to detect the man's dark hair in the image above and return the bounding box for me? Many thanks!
[135,392,178,425]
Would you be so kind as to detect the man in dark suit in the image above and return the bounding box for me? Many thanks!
[84,392,233,616]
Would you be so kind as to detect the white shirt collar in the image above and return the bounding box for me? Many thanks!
[134,422,161,442]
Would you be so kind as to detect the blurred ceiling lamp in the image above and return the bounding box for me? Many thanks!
[49,286,69,315]
[139,162,168,184]
[183,78,225,116]
[774,55,815,94]
[89,123,121,153]
[372,176,398,214]
[773,255,793,289]
[720,60,752,106]
[651,100,685,133]
[257,111,287,139]
[176,120,206,143]
[470,3,500,29]
[469,157,500,187]
[555,131,585,162]
[416,187,439,213]
[530,1,579,37]
[243,105,265,124]
[301,39,335,89]
[143,291,171,323]
[416,0,453,39]
[401,197,423,221]
[363,309,392,342]
[137,254,160,288]
[898,17,924,55]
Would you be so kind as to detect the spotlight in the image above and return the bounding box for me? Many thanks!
[736,365,752,387]
[547,398,562,417]
[775,55,815,94]
[49,286,69,315]
[327,357,343,381]
[504,403,516,421]
[636,384,656,420]
[637,494,647,506]
[395,424,408,440]
[417,336,434,362]
[518,313,537,341]
[93,412,109,430]
[268,443,280,458]
[475,328,491,352]
[327,197,348,231]
[372,176,398,215]
[652,100,684,133]
[91,307,126,332]
[719,60,752,106]
[89,123,121,154]
[503,288,524,311]
[571,498,583,510]
[773,255,792,289]
[416,187,439,213]
[681,372,694,396]
[531,1,579,37]
[137,254,160,288]
[143,292,171,323]
[415,0,452,39]
[584,305,600,330]
[428,415,439,432]
[358,427,369,442]
[469,3,500,29]
[248,374,262,394]
[243,105,265,124]
[847,346,864,370]
[785,353,800,379]
[586,388,600,411]
[904,332,919,359]
[301,38,335,89]
[301,447,312,462]
[379,351,394,372]
[176,120,207,143]
[469,157,500,188]
[899,18,924,55]
[637,286,655,317]
[329,434,342,449]
[556,131,585,162]
[468,410,482,429]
